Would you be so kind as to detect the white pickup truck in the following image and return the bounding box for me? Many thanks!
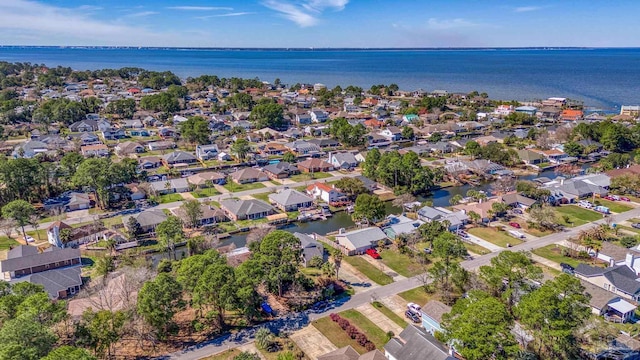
[508,230,526,239]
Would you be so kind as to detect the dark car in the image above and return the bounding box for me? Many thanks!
[632,223,640,229]
[560,263,575,274]
[405,310,420,323]
[513,209,523,214]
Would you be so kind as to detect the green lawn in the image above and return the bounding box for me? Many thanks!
[190,187,221,198]
[398,287,434,305]
[0,236,19,250]
[344,256,393,285]
[102,215,124,228]
[501,219,553,237]
[312,317,369,354]
[618,225,640,234]
[159,193,184,204]
[595,199,634,213]
[289,172,332,182]
[532,244,593,269]
[251,192,273,203]
[554,205,603,227]
[467,227,523,248]
[463,242,491,255]
[372,301,408,328]
[379,249,425,277]
[200,348,242,360]
[223,182,266,193]
[340,309,392,350]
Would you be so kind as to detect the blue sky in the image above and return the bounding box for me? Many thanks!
[1,0,640,47]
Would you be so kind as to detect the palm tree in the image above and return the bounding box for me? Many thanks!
[331,250,343,279]
[468,211,481,225]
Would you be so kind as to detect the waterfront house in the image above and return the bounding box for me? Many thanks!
[171,204,227,226]
[383,215,424,239]
[80,144,109,157]
[195,144,219,161]
[501,192,538,209]
[335,227,388,254]
[306,182,347,204]
[297,158,334,173]
[536,106,561,121]
[219,199,275,221]
[0,245,82,299]
[452,198,502,222]
[516,149,545,165]
[262,161,300,179]
[530,148,567,164]
[47,221,108,248]
[293,233,326,267]
[384,325,455,360]
[515,106,537,116]
[561,109,584,121]
[115,141,145,156]
[417,206,468,230]
[329,152,359,170]
[575,263,640,302]
[581,279,637,323]
[122,209,168,233]
[229,168,269,184]
[421,300,452,335]
[269,189,314,212]
[162,151,198,166]
[187,171,226,187]
[620,105,640,118]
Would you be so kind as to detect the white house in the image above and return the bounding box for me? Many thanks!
[306,182,347,204]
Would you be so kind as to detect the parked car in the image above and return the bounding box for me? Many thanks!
[423,248,432,254]
[407,302,422,313]
[560,263,575,274]
[405,310,420,323]
[457,230,469,238]
[512,209,523,214]
[509,222,521,229]
[604,196,616,201]
[620,196,631,202]
[632,223,640,229]
[366,248,381,259]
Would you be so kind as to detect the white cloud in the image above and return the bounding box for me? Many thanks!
[123,11,159,18]
[0,0,182,46]
[196,12,255,20]
[167,6,233,11]
[514,6,543,13]
[262,0,349,27]
[427,18,480,30]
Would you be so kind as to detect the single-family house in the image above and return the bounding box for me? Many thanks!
[536,106,561,120]
[597,243,640,274]
[218,152,232,161]
[219,199,275,221]
[417,206,468,230]
[297,158,334,173]
[123,209,168,233]
[163,151,198,166]
[80,144,109,157]
[329,152,359,170]
[138,156,163,169]
[0,245,82,299]
[65,192,92,211]
[310,110,329,123]
[12,140,49,158]
[516,149,545,165]
[561,109,584,121]
[101,128,126,140]
[262,142,288,156]
[379,126,403,141]
[383,215,424,239]
[262,162,300,179]
[158,127,177,138]
[308,138,341,149]
[72,132,100,145]
[121,119,143,128]
[581,279,637,323]
[47,221,109,248]
[284,140,322,155]
[530,148,567,164]
[147,141,176,151]
[421,300,452,335]
[318,346,386,360]
[229,168,269,184]
[149,178,189,194]
[115,141,145,156]
[171,204,227,226]
[501,192,538,209]
[69,119,111,132]
[196,144,219,161]
[452,198,502,222]
[575,264,640,301]
[335,227,388,254]
[293,233,326,267]
[295,113,312,125]
[187,171,226,187]
[384,325,455,360]
[306,182,347,204]
[124,183,146,200]
[545,177,609,202]
[269,189,314,212]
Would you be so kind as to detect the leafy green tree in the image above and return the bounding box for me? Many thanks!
[620,236,639,248]
[192,254,237,327]
[60,152,84,179]
[139,93,180,113]
[179,116,211,145]
[442,291,518,360]
[250,103,284,129]
[600,153,631,171]
[137,273,184,337]
[352,194,385,224]
[2,200,35,241]
[227,93,254,111]
[282,152,296,164]
[156,216,184,260]
[363,148,381,178]
[329,117,367,147]
[449,194,463,205]
[479,251,542,309]
[72,157,138,209]
[231,138,252,161]
[127,216,142,241]
[180,200,203,229]
[233,351,261,360]
[104,98,136,118]
[401,126,414,140]
[334,177,368,200]
[255,327,275,350]
[432,231,467,264]
[15,292,66,326]
[41,346,96,360]
[418,220,449,246]
[251,230,302,296]
[516,274,591,359]
[75,309,127,358]
[0,317,57,360]
[166,84,188,98]
[563,141,584,157]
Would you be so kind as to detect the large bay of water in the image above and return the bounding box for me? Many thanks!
[1,47,640,108]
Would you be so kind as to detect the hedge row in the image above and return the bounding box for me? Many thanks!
[329,313,376,351]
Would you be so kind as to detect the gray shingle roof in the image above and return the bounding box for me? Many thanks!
[269,189,313,207]
[220,199,274,218]
[1,246,80,273]
[338,227,387,249]
[124,209,168,228]
[14,266,82,299]
[384,325,455,360]
[577,264,640,295]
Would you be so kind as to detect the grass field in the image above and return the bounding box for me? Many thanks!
[467,227,523,248]
[200,349,242,360]
[312,317,368,354]
[379,249,425,277]
[340,309,392,350]
[289,172,332,182]
[191,187,221,198]
[0,236,19,250]
[223,182,266,193]
[555,205,603,227]
[159,193,183,204]
[502,219,553,237]
[372,301,408,328]
[251,192,273,203]
[595,199,634,213]
[344,256,393,285]
[398,287,434,305]
[532,244,594,269]
[618,225,640,234]
[463,242,491,255]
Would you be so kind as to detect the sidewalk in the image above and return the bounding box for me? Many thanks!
[465,233,502,252]
[530,253,561,271]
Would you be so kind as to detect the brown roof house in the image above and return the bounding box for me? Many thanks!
[187,171,227,187]
[122,209,168,233]
[229,168,269,184]
[47,221,109,248]
[297,158,334,173]
[0,245,82,299]
[171,204,228,226]
[220,199,275,221]
[421,300,451,335]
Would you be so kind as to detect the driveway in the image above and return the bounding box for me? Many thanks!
[339,261,380,294]
[355,303,403,335]
[465,233,503,252]
[290,325,337,360]
[378,295,410,319]
[358,254,406,281]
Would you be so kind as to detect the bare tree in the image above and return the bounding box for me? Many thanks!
[246,224,274,246]
[0,219,16,239]
[29,215,41,241]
